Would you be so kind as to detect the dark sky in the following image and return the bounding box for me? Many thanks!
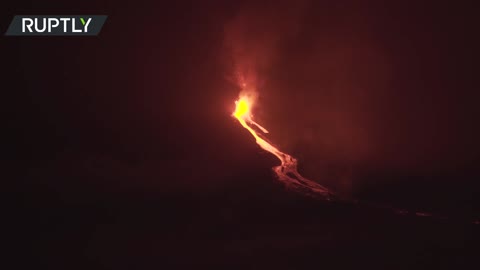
[2,1,479,269]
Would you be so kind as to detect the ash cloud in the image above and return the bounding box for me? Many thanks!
[223,1,308,90]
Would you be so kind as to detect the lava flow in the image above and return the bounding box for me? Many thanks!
[232,89,480,224]
[232,90,334,199]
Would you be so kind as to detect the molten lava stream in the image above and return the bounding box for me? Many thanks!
[232,92,480,224]
[232,95,334,200]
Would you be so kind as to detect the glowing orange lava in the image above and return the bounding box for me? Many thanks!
[232,91,333,199]
[231,88,480,224]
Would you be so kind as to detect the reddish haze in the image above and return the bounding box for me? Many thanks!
[224,2,479,193]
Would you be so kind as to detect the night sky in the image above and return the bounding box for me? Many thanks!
[2,1,479,269]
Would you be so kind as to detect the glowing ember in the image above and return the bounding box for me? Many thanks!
[232,90,333,199]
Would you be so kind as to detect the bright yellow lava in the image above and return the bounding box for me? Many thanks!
[233,99,250,119]
[232,96,282,161]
